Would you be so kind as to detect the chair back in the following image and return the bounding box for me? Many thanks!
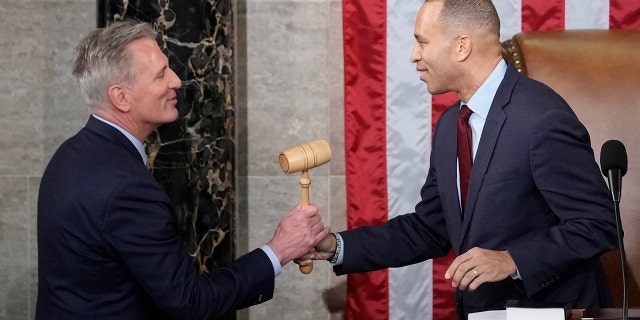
[502,29,640,307]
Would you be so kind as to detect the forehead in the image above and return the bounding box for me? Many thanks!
[127,38,167,69]
[414,1,443,38]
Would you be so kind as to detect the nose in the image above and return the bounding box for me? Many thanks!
[410,42,420,63]
[168,68,182,89]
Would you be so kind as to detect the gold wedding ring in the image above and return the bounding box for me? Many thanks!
[472,268,479,278]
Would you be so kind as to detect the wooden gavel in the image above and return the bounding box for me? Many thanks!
[279,140,332,274]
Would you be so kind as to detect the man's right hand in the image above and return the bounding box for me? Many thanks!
[266,204,330,266]
[294,232,338,268]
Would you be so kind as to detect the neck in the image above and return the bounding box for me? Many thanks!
[457,54,502,102]
[93,110,150,143]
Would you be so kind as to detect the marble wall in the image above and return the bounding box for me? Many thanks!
[0,0,346,319]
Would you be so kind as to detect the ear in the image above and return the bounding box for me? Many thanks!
[107,84,131,113]
[456,34,472,61]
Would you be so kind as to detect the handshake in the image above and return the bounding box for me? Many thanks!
[265,204,338,272]
[270,140,337,273]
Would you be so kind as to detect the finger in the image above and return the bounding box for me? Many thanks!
[467,268,483,292]
[308,224,327,241]
[451,261,474,287]
[315,226,331,242]
[291,203,310,216]
[309,220,322,233]
[445,251,471,279]
[299,204,319,217]
[295,259,313,266]
[298,251,322,261]
[444,262,458,280]
[306,215,322,228]
[458,267,479,290]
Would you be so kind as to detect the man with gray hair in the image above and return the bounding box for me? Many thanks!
[37,20,329,319]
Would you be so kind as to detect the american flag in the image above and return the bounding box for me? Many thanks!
[342,0,640,319]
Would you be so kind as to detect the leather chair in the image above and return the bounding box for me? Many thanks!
[501,29,640,307]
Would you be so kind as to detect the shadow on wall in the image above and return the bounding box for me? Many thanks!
[323,279,347,317]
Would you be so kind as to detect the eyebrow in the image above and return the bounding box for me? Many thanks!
[415,34,428,41]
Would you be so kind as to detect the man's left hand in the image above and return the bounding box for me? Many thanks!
[444,247,517,292]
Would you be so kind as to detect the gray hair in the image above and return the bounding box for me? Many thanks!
[427,0,500,37]
[72,20,156,109]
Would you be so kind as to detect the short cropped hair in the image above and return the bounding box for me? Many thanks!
[72,20,156,109]
[426,0,500,37]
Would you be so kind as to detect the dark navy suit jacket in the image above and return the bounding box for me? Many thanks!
[37,116,274,319]
[335,63,618,314]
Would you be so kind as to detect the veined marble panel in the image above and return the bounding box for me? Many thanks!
[98,0,236,281]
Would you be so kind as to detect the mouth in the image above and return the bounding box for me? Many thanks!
[417,69,428,81]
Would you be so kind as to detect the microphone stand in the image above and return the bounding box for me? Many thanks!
[609,170,628,320]
[613,199,628,320]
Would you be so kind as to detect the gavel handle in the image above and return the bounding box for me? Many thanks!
[299,170,313,274]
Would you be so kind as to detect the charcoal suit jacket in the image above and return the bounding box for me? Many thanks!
[334,63,618,315]
[37,116,274,319]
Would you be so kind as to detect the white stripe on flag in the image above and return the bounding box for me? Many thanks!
[386,0,433,319]
[565,0,609,29]
[494,0,523,41]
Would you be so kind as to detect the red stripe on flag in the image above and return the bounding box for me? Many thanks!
[521,0,565,31]
[431,91,459,320]
[343,0,389,319]
[610,0,640,29]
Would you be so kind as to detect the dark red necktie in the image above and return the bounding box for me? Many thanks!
[457,105,473,212]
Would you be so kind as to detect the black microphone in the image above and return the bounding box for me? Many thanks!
[600,140,628,202]
[600,139,628,320]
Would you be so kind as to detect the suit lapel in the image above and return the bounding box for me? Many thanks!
[457,65,520,249]
[439,107,465,235]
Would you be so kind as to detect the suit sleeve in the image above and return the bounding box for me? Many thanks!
[102,177,275,319]
[334,136,452,275]
[506,109,618,296]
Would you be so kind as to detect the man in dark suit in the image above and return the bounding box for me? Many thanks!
[297,0,618,318]
[36,20,330,319]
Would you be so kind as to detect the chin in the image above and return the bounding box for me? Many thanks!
[426,87,439,95]
[160,112,179,124]
[167,105,180,119]
[426,85,449,96]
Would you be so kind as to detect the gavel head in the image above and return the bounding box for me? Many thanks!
[279,140,332,173]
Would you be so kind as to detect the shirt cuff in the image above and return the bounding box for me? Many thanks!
[329,233,345,266]
[260,245,282,277]
[511,267,521,280]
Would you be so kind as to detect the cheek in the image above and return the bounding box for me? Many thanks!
[148,88,167,102]
[418,46,431,61]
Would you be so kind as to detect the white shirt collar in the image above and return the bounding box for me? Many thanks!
[462,59,508,118]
